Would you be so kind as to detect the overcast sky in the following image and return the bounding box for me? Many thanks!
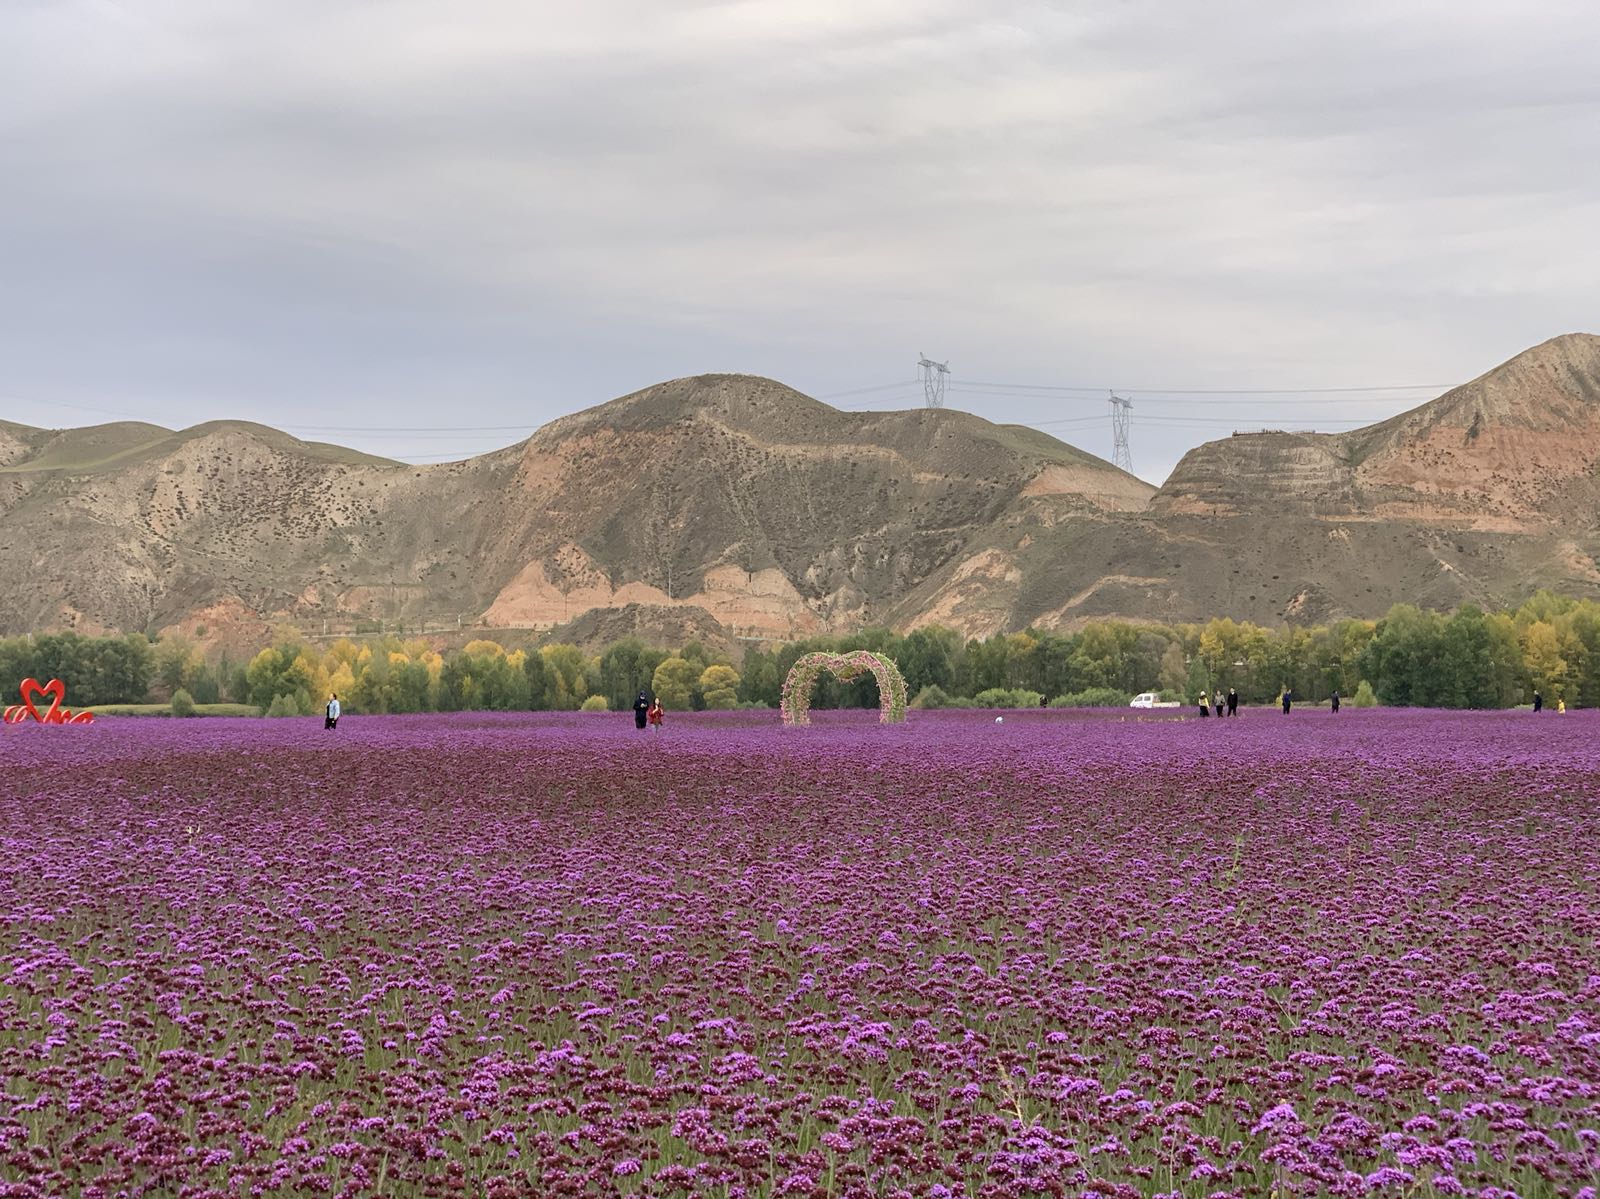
[3,1,1597,483]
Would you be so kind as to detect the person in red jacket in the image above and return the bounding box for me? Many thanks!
[647,698,664,731]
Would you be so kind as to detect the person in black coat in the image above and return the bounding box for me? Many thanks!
[1533,690,1543,713]
[1330,689,1341,714]
[633,690,650,730]
[1281,687,1292,715]
[1226,687,1238,717]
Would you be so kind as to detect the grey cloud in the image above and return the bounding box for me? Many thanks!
[2,0,1597,479]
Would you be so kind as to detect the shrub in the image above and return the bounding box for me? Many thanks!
[1352,680,1379,708]
[1049,687,1131,708]
[911,685,956,710]
[264,693,301,718]
[702,688,738,710]
[580,695,609,712]
[170,688,197,718]
[972,687,1042,709]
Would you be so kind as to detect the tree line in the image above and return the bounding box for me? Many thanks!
[2,590,1598,714]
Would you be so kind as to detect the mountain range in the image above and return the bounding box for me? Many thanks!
[3,333,1597,651]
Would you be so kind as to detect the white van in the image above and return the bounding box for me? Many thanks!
[1130,692,1159,708]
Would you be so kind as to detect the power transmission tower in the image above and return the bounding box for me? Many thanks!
[918,354,950,409]
[1108,392,1133,473]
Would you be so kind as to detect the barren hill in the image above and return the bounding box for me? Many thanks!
[5,337,1598,645]
[1154,333,1600,528]
[1111,333,1600,624]
[0,375,1152,643]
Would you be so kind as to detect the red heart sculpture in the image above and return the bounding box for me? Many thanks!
[20,678,65,724]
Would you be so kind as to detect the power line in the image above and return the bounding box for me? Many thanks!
[955,379,1454,396]
[285,422,543,434]
[1133,414,1372,426]
[815,379,919,400]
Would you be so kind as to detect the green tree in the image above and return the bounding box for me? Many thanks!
[521,649,550,710]
[898,629,955,696]
[155,636,202,696]
[965,637,1010,694]
[265,692,302,717]
[737,648,783,708]
[1360,605,1445,706]
[540,644,591,710]
[600,639,669,710]
[1157,641,1189,698]
[1438,605,1498,708]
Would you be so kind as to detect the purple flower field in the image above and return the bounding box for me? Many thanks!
[1,709,1597,1198]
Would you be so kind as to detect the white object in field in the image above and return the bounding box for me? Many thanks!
[995,715,1003,723]
[1130,691,1184,709]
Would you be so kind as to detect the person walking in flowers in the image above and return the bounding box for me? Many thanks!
[1558,696,1566,715]
[324,693,340,730]
[648,697,665,731]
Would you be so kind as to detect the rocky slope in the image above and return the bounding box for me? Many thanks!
[4,335,1598,645]
[0,375,1152,642]
[878,334,1600,634]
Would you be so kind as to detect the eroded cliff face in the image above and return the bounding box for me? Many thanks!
[1152,434,1359,518]
[1349,333,1600,526]
[1154,334,1600,532]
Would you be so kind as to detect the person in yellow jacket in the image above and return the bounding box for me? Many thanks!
[1558,697,1567,714]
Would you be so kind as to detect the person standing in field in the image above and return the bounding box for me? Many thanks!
[1558,697,1566,715]
[1196,694,1209,717]
[1227,687,1238,717]
[648,698,664,731]
[1213,689,1224,717]
[1281,687,1292,715]
[1533,690,1543,713]
[325,693,340,730]
[1330,689,1341,714]
[633,690,650,730]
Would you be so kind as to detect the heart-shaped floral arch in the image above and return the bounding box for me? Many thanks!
[780,651,908,726]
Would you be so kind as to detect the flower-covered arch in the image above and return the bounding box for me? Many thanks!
[780,651,908,726]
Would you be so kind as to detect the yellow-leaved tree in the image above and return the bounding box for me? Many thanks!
[698,664,741,709]
[652,657,697,709]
